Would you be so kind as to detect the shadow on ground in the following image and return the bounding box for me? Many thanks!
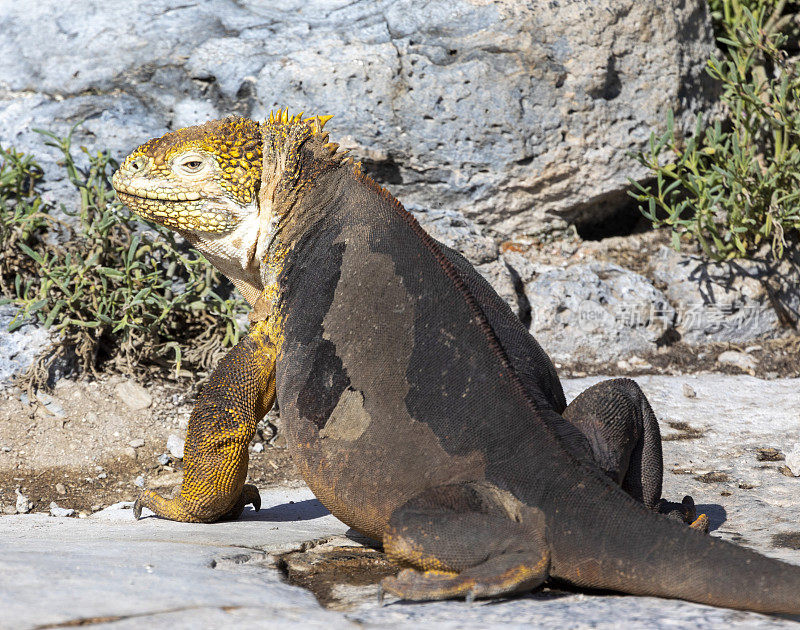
[243,498,331,522]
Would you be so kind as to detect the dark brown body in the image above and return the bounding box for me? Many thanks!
[273,167,800,613]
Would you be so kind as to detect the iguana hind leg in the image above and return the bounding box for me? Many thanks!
[380,482,549,601]
[563,378,706,529]
[134,322,276,523]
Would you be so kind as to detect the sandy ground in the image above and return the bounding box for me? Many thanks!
[0,374,295,515]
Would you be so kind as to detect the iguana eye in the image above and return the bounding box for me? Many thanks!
[180,159,204,173]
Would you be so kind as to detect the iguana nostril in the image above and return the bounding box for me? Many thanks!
[127,156,147,174]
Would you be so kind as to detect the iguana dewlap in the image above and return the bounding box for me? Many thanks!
[112,112,800,613]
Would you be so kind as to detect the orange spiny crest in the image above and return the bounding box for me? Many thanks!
[264,107,334,137]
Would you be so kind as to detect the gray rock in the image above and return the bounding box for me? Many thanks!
[133,475,145,488]
[114,380,152,411]
[248,0,719,233]
[252,443,264,453]
[167,434,185,460]
[717,350,757,372]
[1,505,17,516]
[475,259,522,319]
[49,502,74,518]
[523,261,674,363]
[35,391,66,418]
[55,483,66,496]
[0,0,718,236]
[0,304,51,385]
[157,453,171,466]
[411,208,498,265]
[14,490,31,514]
[785,444,800,477]
[128,438,145,449]
[650,246,800,344]
[682,383,697,399]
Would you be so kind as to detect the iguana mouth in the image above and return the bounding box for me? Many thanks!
[113,180,202,202]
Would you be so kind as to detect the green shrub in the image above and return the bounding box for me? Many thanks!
[631,1,800,260]
[0,126,247,384]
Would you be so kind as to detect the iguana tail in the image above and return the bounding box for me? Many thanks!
[552,473,800,614]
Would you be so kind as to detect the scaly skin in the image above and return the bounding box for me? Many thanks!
[113,112,800,614]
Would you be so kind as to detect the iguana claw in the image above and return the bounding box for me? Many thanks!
[244,483,261,512]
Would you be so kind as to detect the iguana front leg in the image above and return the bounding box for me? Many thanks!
[134,321,276,522]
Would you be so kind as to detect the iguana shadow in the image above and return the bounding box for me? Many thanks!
[697,503,726,532]
[243,498,330,522]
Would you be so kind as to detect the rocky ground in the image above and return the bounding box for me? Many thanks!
[2,375,800,629]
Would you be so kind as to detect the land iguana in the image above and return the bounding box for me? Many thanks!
[112,112,800,613]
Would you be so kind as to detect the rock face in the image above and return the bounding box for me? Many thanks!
[4,0,785,369]
[513,258,675,363]
[0,0,717,234]
[650,246,800,344]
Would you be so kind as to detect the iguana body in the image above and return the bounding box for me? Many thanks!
[113,113,800,612]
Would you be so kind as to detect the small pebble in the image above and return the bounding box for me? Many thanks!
[123,447,138,460]
[682,383,696,398]
[1,446,11,452]
[133,475,145,488]
[167,434,185,459]
[628,355,652,369]
[779,465,795,478]
[253,443,264,453]
[128,438,145,449]
[49,502,74,518]
[115,380,153,411]
[15,490,32,514]
[2,505,17,515]
[157,453,171,466]
[97,472,107,479]
[55,483,66,495]
[756,448,784,462]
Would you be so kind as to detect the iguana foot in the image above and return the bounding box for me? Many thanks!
[657,495,706,529]
[382,482,550,602]
[133,484,261,523]
[689,513,710,533]
[381,552,548,602]
[133,489,202,522]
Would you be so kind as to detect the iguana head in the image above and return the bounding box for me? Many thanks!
[112,112,341,305]
[112,116,263,234]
